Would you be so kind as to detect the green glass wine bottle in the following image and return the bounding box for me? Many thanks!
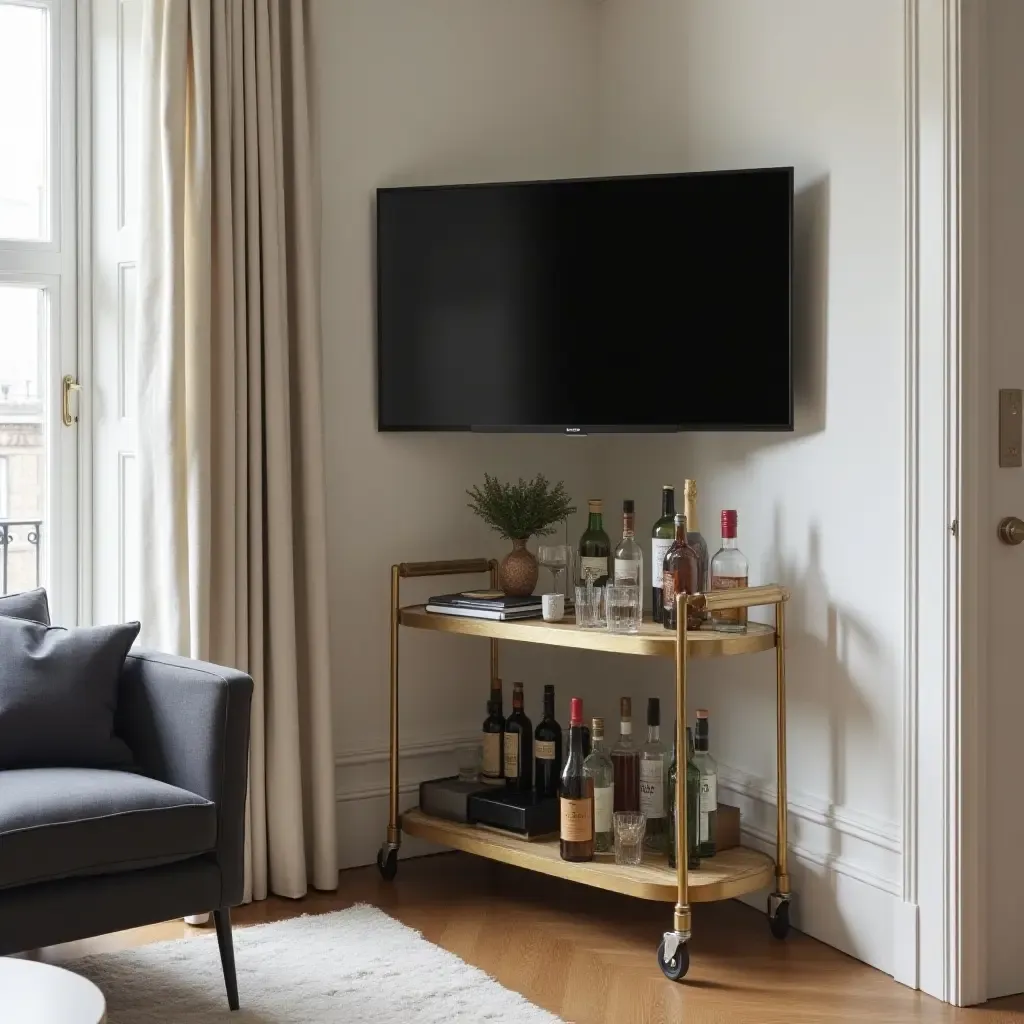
[577,499,611,587]
[651,486,676,623]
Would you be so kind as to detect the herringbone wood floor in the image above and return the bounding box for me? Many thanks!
[41,853,1024,1023]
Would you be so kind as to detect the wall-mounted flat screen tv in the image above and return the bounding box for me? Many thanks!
[376,168,793,432]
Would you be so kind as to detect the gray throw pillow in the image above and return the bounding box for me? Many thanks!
[0,618,141,770]
[0,588,50,625]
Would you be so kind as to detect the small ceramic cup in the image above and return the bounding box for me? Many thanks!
[542,593,565,622]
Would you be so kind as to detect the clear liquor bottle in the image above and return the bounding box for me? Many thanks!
[583,718,615,853]
[613,499,643,591]
[611,696,639,812]
[683,478,709,594]
[640,697,669,852]
[710,509,749,633]
[650,486,676,623]
[693,709,718,857]
[577,499,611,586]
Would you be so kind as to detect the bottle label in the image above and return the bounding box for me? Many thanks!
[560,796,593,842]
[711,574,749,624]
[700,811,711,842]
[594,784,614,834]
[620,721,632,736]
[639,760,665,818]
[503,731,519,778]
[535,739,556,761]
[700,772,717,812]
[482,732,502,778]
[662,570,676,613]
[579,555,608,582]
[651,539,673,588]
[614,557,639,583]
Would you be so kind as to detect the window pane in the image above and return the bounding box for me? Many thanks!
[0,3,49,241]
[0,283,46,594]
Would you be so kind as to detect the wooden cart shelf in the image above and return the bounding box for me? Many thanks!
[400,606,778,658]
[402,808,775,903]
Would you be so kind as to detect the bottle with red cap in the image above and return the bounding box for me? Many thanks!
[709,509,749,633]
[559,697,595,862]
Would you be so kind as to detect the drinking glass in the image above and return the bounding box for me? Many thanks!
[606,583,642,634]
[614,811,646,865]
[537,544,570,595]
[456,744,482,783]
[574,584,606,629]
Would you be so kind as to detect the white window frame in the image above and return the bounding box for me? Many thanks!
[0,0,78,620]
[0,455,9,520]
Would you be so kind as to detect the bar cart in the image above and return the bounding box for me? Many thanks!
[376,559,793,981]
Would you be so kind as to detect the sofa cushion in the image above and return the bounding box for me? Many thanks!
[0,587,50,624]
[0,618,140,770]
[0,768,216,890]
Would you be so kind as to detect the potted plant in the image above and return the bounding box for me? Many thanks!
[467,474,576,596]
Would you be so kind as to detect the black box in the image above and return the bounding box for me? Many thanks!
[468,788,559,837]
[419,777,493,823]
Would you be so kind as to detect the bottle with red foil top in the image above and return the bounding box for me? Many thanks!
[559,697,594,862]
[710,509,749,633]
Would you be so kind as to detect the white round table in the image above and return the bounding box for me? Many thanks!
[0,958,106,1023]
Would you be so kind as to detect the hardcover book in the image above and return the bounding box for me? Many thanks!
[426,590,542,621]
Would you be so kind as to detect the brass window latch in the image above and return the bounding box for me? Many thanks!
[62,374,82,427]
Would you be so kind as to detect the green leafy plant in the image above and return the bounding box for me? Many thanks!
[467,474,576,540]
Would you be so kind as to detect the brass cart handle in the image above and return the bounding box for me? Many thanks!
[689,583,790,612]
[396,558,496,578]
[61,375,82,427]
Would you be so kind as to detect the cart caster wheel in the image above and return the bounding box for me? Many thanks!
[657,936,690,981]
[376,846,398,881]
[768,898,791,939]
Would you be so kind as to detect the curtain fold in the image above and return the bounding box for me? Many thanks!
[136,0,338,902]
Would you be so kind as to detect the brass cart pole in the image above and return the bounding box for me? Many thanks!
[773,598,791,898]
[490,562,500,688]
[387,564,402,849]
[672,593,692,941]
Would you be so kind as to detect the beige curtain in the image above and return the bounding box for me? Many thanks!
[136,0,337,900]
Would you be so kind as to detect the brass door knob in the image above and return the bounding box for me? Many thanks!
[998,516,1024,545]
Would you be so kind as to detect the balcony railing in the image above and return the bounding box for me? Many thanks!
[0,519,42,595]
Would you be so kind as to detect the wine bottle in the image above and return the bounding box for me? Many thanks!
[668,721,677,868]
[534,684,562,798]
[640,697,669,852]
[662,514,703,631]
[503,682,533,791]
[583,718,615,853]
[651,485,676,623]
[685,726,700,868]
[683,478,709,593]
[612,696,639,812]
[559,697,594,862]
[694,709,718,857]
[613,499,643,590]
[481,678,505,786]
[710,509,750,633]
[578,499,611,586]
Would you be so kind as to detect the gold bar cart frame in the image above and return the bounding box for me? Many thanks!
[378,559,792,974]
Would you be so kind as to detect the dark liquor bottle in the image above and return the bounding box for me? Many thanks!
[503,682,533,790]
[683,478,709,593]
[640,697,669,852]
[668,722,701,870]
[651,485,676,623]
[612,696,640,812]
[559,697,594,862]
[481,678,505,786]
[534,684,562,797]
[686,726,701,868]
[662,514,703,631]
[578,499,611,586]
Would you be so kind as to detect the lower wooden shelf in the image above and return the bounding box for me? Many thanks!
[401,808,775,903]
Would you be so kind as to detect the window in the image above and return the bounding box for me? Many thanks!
[0,456,8,520]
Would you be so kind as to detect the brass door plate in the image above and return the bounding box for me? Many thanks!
[999,388,1022,467]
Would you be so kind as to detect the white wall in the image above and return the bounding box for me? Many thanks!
[312,0,603,868]
[595,0,906,974]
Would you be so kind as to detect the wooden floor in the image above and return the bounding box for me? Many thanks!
[39,853,1024,1023]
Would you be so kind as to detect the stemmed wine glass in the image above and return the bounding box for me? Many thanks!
[537,544,570,595]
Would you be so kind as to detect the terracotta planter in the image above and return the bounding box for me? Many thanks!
[499,538,538,597]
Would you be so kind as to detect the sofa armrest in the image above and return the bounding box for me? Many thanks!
[115,650,253,907]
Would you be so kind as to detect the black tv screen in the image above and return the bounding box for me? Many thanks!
[376,168,793,432]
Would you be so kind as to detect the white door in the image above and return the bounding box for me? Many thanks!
[0,0,78,621]
[89,0,141,625]
[982,0,1024,1001]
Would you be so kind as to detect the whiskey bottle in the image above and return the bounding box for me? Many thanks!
[650,485,676,623]
[559,697,594,862]
[640,697,669,852]
[693,709,718,857]
[662,514,702,631]
[533,684,562,798]
[578,499,611,586]
[481,678,505,786]
[583,718,615,853]
[612,696,639,812]
[613,499,643,591]
[683,478,709,593]
[710,509,749,633]
[503,682,533,791]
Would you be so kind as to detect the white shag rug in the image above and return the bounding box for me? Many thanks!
[68,904,566,1023]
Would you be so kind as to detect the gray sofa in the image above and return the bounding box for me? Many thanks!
[0,646,254,1011]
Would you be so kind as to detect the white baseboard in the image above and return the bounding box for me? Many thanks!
[892,899,920,989]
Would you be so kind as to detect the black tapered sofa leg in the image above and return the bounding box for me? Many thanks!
[213,907,240,1010]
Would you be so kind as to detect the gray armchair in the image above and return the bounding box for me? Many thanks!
[0,649,253,1011]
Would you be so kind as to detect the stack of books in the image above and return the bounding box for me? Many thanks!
[425,590,542,621]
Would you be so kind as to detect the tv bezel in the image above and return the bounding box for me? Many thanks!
[375,167,795,434]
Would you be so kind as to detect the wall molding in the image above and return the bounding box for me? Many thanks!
[334,732,478,770]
